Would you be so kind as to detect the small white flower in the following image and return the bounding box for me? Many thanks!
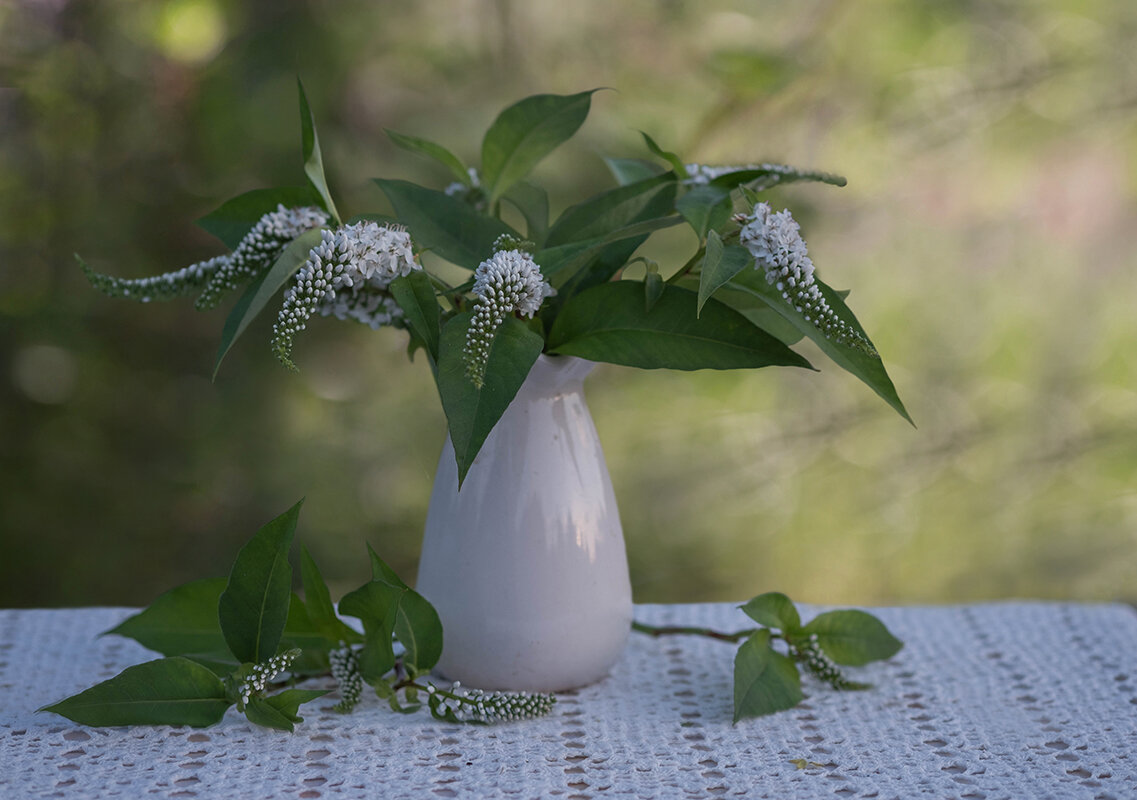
[272,222,420,370]
[463,249,554,387]
[739,203,876,357]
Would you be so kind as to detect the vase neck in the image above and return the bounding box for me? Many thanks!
[517,355,595,397]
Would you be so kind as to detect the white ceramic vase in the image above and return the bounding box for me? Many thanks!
[415,354,632,692]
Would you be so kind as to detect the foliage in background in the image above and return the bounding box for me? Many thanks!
[2,0,1136,607]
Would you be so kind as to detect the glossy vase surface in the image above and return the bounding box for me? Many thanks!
[415,355,632,691]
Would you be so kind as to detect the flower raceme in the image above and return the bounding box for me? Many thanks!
[271,221,420,371]
[462,248,555,388]
[738,203,877,358]
[81,204,328,306]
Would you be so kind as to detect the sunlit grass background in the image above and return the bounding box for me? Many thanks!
[2,0,1135,608]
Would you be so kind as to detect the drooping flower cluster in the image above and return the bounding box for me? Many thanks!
[425,681,556,724]
[236,648,302,709]
[328,643,363,713]
[81,205,327,306]
[195,205,330,309]
[271,221,420,370]
[463,248,555,387]
[790,634,869,691]
[684,162,798,186]
[739,203,877,357]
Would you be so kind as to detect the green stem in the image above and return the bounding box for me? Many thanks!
[632,620,777,644]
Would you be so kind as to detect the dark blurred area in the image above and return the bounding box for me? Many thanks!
[2,0,1135,608]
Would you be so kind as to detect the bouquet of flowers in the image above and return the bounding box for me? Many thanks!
[82,84,909,486]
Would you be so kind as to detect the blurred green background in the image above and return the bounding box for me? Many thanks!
[2,0,1135,609]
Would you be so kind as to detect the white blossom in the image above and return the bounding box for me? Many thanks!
[236,648,301,709]
[272,222,420,370]
[739,203,876,357]
[329,643,364,713]
[463,249,555,387]
[426,680,556,724]
[196,205,329,309]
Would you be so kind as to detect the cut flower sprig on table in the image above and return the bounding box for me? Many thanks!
[81,83,910,487]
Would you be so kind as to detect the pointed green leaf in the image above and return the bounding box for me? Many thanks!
[388,270,441,364]
[725,269,911,423]
[337,580,402,682]
[481,90,598,204]
[644,271,665,313]
[698,238,752,316]
[547,282,812,371]
[364,546,443,673]
[104,578,228,657]
[40,657,230,728]
[213,227,324,378]
[640,131,688,178]
[384,129,469,184]
[245,689,328,732]
[196,186,322,250]
[740,592,802,633]
[502,181,550,246]
[709,164,846,191]
[677,185,733,239]
[436,313,544,486]
[281,593,357,656]
[604,157,665,186]
[218,500,302,664]
[297,78,341,224]
[733,630,803,722]
[801,610,903,666]
[366,543,408,588]
[374,179,515,269]
[546,173,676,248]
[299,546,338,633]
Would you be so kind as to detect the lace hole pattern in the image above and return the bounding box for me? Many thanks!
[2,602,1135,799]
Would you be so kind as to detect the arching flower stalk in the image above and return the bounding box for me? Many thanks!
[739,203,877,357]
[271,221,420,371]
[81,205,328,306]
[462,248,555,388]
[424,680,556,724]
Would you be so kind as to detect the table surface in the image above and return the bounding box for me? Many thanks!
[2,602,1135,800]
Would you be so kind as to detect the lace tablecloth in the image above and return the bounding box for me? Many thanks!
[2,602,1135,799]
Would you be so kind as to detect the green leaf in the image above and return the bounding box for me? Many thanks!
[545,173,677,249]
[697,238,751,317]
[725,269,912,423]
[213,227,324,379]
[436,313,544,486]
[244,689,328,732]
[374,179,515,269]
[197,186,322,250]
[105,577,228,657]
[384,129,469,185]
[547,282,813,371]
[281,593,355,655]
[709,164,846,192]
[389,271,442,364]
[740,592,802,633]
[604,157,665,186]
[299,545,338,634]
[481,90,598,204]
[297,78,341,224]
[640,131,688,178]
[644,270,665,313]
[40,657,230,728]
[337,580,402,682]
[502,181,550,246]
[733,630,803,722]
[677,185,733,239]
[218,500,302,665]
[365,546,443,674]
[801,610,903,666]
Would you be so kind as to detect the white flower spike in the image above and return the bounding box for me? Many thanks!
[272,221,420,370]
[463,248,555,388]
[739,203,877,357]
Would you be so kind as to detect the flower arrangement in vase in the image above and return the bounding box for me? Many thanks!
[75,83,909,707]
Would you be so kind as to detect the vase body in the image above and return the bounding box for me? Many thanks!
[416,355,632,691]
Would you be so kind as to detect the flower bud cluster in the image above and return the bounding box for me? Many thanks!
[195,205,329,309]
[237,648,302,709]
[425,680,556,724]
[792,634,862,691]
[82,255,228,304]
[739,203,877,357]
[328,643,363,713]
[463,249,554,387]
[684,163,798,186]
[271,221,419,370]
